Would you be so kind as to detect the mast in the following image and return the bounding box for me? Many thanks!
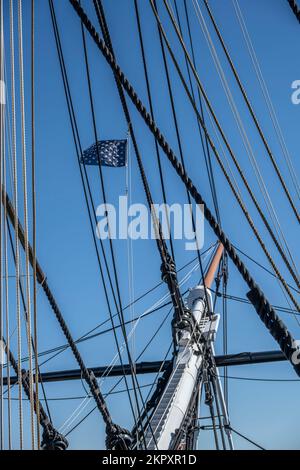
[142,242,233,450]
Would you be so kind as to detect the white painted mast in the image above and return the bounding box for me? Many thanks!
[144,243,233,450]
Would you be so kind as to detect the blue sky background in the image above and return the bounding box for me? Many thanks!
[2,0,300,449]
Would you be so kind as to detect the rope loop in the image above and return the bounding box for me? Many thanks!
[105,424,133,450]
[41,428,68,451]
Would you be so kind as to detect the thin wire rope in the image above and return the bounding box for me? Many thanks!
[133,0,176,261]
[1,18,13,448]
[233,0,300,202]
[80,16,143,436]
[227,426,265,450]
[6,219,53,422]
[17,0,35,448]
[126,135,137,421]
[193,0,299,278]
[162,0,300,293]
[10,0,23,449]
[4,177,12,450]
[174,0,221,224]
[59,260,201,436]
[150,0,300,311]
[61,258,203,437]
[5,247,214,369]
[144,288,216,449]
[153,0,212,326]
[49,0,138,433]
[0,0,4,450]
[31,0,40,449]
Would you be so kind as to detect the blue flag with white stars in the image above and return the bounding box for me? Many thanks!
[82,140,127,167]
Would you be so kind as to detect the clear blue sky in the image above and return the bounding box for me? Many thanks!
[3,0,300,449]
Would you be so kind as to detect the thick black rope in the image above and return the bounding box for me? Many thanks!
[93,0,191,344]
[153,0,203,267]
[133,0,175,262]
[6,220,52,423]
[3,339,68,450]
[288,0,300,22]
[203,0,300,224]
[93,0,168,448]
[79,8,141,437]
[157,0,300,303]
[69,0,300,376]
[176,0,221,224]
[48,0,136,448]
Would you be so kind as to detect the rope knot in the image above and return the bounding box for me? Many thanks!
[41,428,68,450]
[160,256,176,283]
[106,424,133,450]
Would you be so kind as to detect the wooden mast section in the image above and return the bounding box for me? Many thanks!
[204,242,224,289]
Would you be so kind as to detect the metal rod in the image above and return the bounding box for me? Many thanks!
[2,350,287,385]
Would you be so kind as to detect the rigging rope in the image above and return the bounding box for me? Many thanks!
[133,0,175,261]
[158,0,300,302]
[234,0,300,201]
[49,0,146,438]
[193,0,299,279]
[0,0,4,449]
[2,337,68,450]
[9,0,23,448]
[176,0,221,224]
[93,0,191,354]
[204,0,300,219]
[6,220,53,423]
[226,426,265,450]
[79,8,142,439]
[68,0,300,376]
[136,0,211,335]
[153,0,203,268]
[31,0,40,449]
[48,0,141,448]
[18,0,35,448]
[288,0,300,22]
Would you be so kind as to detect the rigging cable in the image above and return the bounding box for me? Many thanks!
[18,0,35,448]
[93,0,191,368]
[79,8,142,440]
[2,26,12,448]
[204,0,300,214]
[153,0,211,315]
[288,0,300,22]
[31,0,40,449]
[234,0,300,201]
[49,0,144,436]
[9,0,23,448]
[68,0,300,376]
[157,0,300,304]
[192,0,299,278]
[0,0,3,450]
[2,337,68,450]
[6,220,53,423]
[133,0,175,261]
[48,0,138,448]
[175,0,221,224]
[226,426,265,450]
[153,0,203,267]
[135,0,211,334]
